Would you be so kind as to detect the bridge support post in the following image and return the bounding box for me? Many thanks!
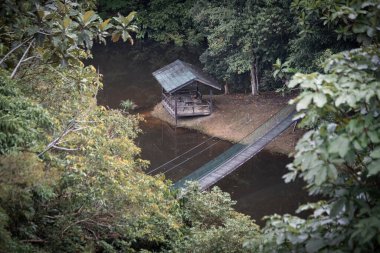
[175,96,178,125]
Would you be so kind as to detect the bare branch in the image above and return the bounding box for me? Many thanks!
[37,30,51,36]
[11,39,35,79]
[52,145,79,151]
[0,37,33,65]
[62,218,89,237]
[38,120,77,157]
[22,56,37,63]
[20,239,46,243]
[72,126,88,132]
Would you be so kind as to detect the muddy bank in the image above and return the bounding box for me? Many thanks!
[151,92,303,155]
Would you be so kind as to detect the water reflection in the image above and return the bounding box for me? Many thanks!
[91,41,203,110]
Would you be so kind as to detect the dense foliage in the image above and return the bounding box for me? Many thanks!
[98,0,296,93]
[0,0,257,252]
[244,1,380,252]
[97,0,200,46]
[246,45,380,253]
[191,0,295,94]
[96,0,363,94]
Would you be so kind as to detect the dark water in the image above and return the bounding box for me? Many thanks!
[90,41,311,223]
[216,150,311,225]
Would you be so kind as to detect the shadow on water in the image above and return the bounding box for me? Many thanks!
[90,41,313,222]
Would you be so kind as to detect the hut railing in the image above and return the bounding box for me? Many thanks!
[162,93,211,115]
[162,93,176,111]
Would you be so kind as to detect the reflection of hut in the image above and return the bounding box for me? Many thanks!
[152,60,221,123]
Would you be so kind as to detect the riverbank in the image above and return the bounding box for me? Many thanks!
[151,92,303,155]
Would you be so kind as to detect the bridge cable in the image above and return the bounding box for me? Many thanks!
[149,117,255,176]
[157,140,222,175]
[147,136,217,175]
[147,117,252,175]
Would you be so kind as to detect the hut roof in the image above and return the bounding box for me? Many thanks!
[152,60,221,93]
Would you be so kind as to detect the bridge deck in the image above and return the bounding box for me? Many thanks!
[174,105,296,190]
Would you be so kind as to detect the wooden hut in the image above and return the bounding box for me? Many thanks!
[152,60,221,121]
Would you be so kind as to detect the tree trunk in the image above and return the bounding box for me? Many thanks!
[224,82,229,95]
[255,58,259,93]
[250,62,258,96]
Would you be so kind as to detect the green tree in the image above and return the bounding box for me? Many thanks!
[286,0,362,72]
[97,0,202,46]
[0,0,137,76]
[192,0,295,94]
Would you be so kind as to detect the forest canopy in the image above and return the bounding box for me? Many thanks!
[1,0,379,252]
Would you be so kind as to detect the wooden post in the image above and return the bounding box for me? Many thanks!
[175,95,178,125]
[210,89,213,114]
[161,120,164,145]
[292,120,298,132]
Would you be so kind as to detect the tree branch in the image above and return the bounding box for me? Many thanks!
[52,145,79,151]
[0,37,33,65]
[22,56,37,63]
[11,39,35,79]
[38,120,77,157]
[20,239,46,243]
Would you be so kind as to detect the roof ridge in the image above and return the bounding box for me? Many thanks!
[152,59,221,93]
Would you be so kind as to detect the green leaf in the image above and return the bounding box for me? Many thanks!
[330,198,345,217]
[306,238,326,253]
[283,170,297,183]
[329,136,350,158]
[297,94,313,111]
[352,24,368,33]
[63,17,72,29]
[327,164,338,180]
[124,11,137,25]
[370,148,380,159]
[367,159,380,176]
[313,93,327,107]
[368,131,380,143]
[111,32,121,42]
[99,18,111,31]
[315,166,327,186]
[121,30,132,43]
[83,11,95,24]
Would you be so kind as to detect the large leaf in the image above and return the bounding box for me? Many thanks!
[99,18,111,31]
[83,11,95,24]
[305,238,326,253]
[329,135,350,158]
[297,94,313,111]
[367,159,380,176]
[63,17,72,29]
[123,11,137,26]
[313,93,327,107]
[111,32,121,42]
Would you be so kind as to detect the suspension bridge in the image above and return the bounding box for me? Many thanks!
[150,104,297,191]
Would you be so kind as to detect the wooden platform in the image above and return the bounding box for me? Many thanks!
[162,93,212,117]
